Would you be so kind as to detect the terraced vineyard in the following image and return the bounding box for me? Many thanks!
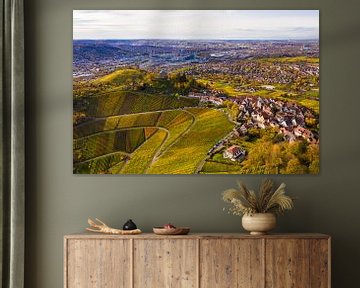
[74,89,234,174]
[147,108,234,174]
[74,90,199,117]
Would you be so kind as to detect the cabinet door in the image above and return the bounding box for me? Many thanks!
[309,239,330,288]
[134,239,198,288]
[200,239,264,288]
[66,239,131,288]
[266,239,311,288]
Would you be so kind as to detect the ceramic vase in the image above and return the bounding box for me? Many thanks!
[242,213,276,235]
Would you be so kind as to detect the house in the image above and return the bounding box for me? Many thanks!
[279,120,288,128]
[279,127,297,143]
[262,85,275,90]
[208,96,223,106]
[253,113,265,124]
[159,70,168,78]
[237,125,248,135]
[270,120,279,128]
[223,145,246,161]
[293,127,316,143]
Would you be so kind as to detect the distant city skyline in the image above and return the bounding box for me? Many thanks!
[73,10,319,40]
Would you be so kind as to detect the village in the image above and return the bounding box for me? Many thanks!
[185,59,319,95]
[189,92,319,162]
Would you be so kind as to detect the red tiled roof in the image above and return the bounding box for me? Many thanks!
[227,145,242,154]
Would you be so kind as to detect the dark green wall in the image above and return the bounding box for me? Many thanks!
[24,0,360,287]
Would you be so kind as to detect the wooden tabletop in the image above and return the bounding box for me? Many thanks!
[65,232,330,240]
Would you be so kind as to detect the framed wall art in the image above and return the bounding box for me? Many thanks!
[73,10,319,174]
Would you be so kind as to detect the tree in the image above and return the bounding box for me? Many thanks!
[223,100,240,121]
[305,117,317,128]
[230,104,240,121]
[285,158,308,174]
[309,159,320,174]
[289,140,308,156]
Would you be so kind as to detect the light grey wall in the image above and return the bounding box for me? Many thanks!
[24,0,360,287]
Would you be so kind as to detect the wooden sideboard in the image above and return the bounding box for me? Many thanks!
[64,233,330,288]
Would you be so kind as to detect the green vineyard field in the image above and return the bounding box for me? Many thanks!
[74,106,234,174]
[74,152,128,174]
[146,108,234,174]
[75,90,199,117]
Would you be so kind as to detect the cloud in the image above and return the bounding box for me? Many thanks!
[73,10,319,40]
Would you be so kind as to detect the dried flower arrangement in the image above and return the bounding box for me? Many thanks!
[222,179,294,216]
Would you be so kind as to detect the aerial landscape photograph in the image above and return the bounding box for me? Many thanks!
[73,10,320,174]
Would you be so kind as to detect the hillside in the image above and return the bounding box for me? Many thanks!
[74,67,206,98]
[74,108,234,174]
[74,90,199,118]
[73,56,319,174]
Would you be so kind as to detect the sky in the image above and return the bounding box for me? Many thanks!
[73,10,319,40]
